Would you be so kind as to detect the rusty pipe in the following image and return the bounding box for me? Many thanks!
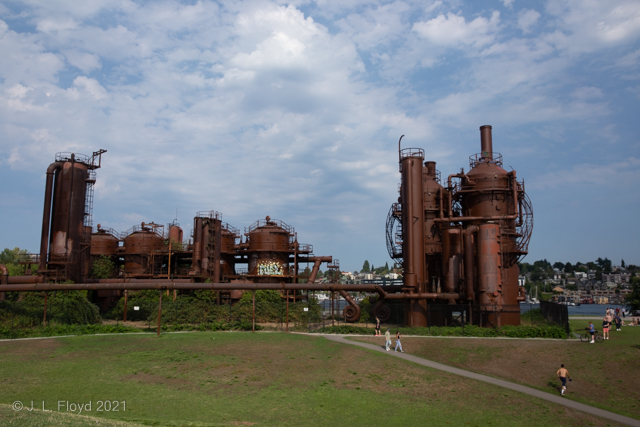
[8,275,45,284]
[0,264,8,301]
[0,282,387,293]
[447,172,467,190]
[517,286,527,302]
[480,125,492,159]
[337,289,361,322]
[306,259,323,284]
[464,225,478,301]
[296,256,332,263]
[384,292,461,300]
[39,161,63,272]
[300,256,332,284]
[434,214,519,223]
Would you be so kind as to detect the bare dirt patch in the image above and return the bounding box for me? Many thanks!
[0,337,62,360]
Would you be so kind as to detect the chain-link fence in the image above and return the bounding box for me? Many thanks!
[1,290,554,338]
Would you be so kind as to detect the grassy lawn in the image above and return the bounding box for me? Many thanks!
[0,331,628,426]
[354,320,640,421]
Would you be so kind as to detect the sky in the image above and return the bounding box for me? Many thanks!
[1,0,639,272]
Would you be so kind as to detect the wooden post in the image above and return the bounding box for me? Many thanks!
[252,290,256,332]
[331,291,335,327]
[157,289,163,337]
[285,290,289,332]
[43,292,48,325]
[123,290,128,322]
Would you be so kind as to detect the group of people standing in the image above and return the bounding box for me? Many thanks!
[374,316,404,353]
[602,307,624,339]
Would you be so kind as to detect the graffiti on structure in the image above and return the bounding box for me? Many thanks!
[258,261,284,276]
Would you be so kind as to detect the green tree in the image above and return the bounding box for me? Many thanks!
[362,260,370,273]
[0,247,26,264]
[564,262,573,273]
[553,262,565,270]
[621,259,626,268]
[0,247,28,276]
[625,280,640,310]
[91,255,115,279]
[518,262,531,275]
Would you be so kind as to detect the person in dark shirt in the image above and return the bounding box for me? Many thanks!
[614,315,622,332]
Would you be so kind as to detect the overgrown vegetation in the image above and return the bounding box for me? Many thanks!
[90,255,116,279]
[317,323,567,339]
[103,290,323,327]
[0,290,101,329]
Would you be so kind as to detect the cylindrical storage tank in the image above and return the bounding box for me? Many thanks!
[169,225,183,246]
[461,126,520,326]
[91,229,119,256]
[49,155,89,274]
[399,148,426,327]
[246,217,291,281]
[441,228,462,293]
[122,228,163,275]
[220,224,238,279]
[423,161,443,257]
[90,227,119,278]
[400,150,425,293]
[191,217,204,274]
[477,223,502,326]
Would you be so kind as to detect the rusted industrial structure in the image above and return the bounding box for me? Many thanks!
[385,125,533,326]
[1,125,532,328]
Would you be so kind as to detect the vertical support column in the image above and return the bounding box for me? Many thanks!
[285,290,289,332]
[157,289,163,337]
[43,292,48,325]
[252,290,256,332]
[477,224,502,327]
[401,152,426,327]
[123,290,128,322]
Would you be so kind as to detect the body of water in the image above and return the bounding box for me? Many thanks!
[520,303,629,316]
[320,299,630,318]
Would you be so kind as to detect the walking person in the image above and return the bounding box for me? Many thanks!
[588,321,596,343]
[394,331,404,353]
[602,316,611,340]
[556,364,572,396]
[614,314,622,332]
[384,328,391,351]
[375,316,381,336]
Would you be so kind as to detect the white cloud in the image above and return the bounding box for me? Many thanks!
[1,1,640,268]
[545,0,640,52]
[63,50,102,73]
[517,9,540,34]
[531,158,640,190]
[412,11,501,48]
[616,48,640,67]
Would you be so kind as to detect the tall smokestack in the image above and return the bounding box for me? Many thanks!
[480,125,493,160]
